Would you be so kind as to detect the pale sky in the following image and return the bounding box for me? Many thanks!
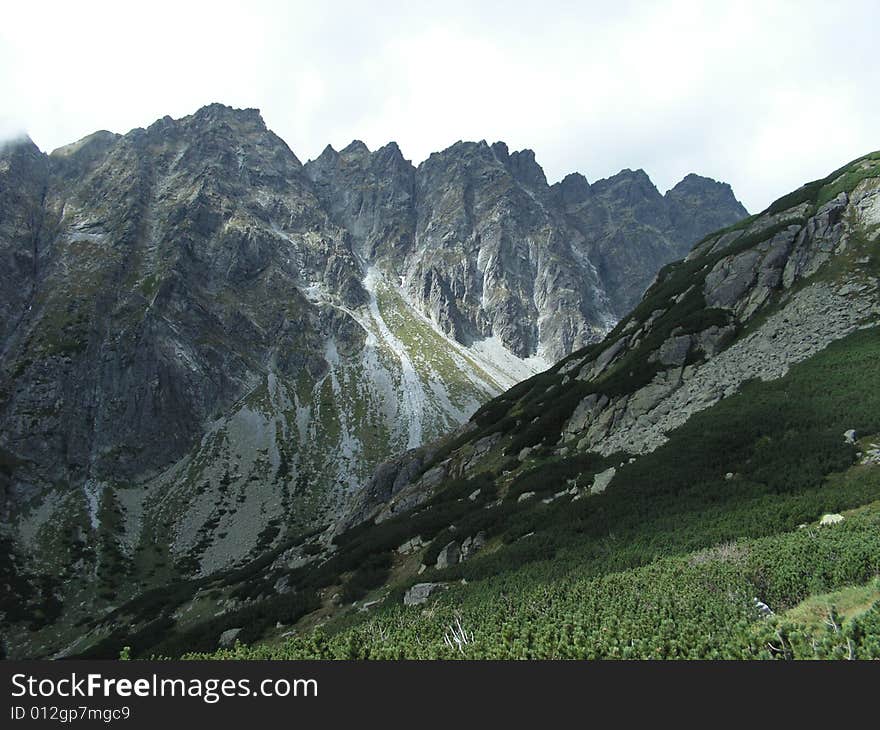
[1,0,878,212]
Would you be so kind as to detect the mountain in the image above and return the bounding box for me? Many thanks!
[36,148,877,661]
[0,105,747,658]
[307,139,747,361]
[553,168,748,317]
[343,149,880,522]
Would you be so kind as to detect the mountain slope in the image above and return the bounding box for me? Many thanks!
[227,153,880,660]
[49,150,880,662]
[343,152,880,527]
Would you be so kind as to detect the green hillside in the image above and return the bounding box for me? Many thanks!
[181,327,878,658]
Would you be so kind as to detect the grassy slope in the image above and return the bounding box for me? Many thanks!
[188,326,880,659]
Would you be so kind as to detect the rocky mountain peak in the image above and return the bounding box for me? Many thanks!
[48,130,121,181]
[665,173,748,250]
[189,102,266,128]
[49,130,119,159]
[490,140,510,159]
[316,143,339,160]
[0,135,45,171]
[424,140,495,168]
[592,167,662,201]
[374,141,407,165]
[666,172,741,208]
[506,148,548,190]
[340,139,371,157]
[551,172,592,207]
[669,171,724,191]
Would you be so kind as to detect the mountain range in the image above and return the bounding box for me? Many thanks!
[0,103,749,659]
[31,144,877,661]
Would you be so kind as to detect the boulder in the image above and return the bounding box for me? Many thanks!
[590,467,616,495]
[655,334,693,367]
[753,598,774,617]
[461,531,487,560]
[397,536,425,555]
[403,582,448,606]
[435,541,461,569]
[696,325,735,357]
[218,628,243,648]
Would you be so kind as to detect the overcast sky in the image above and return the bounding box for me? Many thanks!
[2,0,878,212]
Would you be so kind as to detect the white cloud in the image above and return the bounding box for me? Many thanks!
[2,0,878,211]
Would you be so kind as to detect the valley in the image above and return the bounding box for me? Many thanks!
[4,107,879,661]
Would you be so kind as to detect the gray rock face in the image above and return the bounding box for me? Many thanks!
[666,174,748,251]
[654,334,693,366]
[556,170,748,318]
[406,141,607,360]
[305,140,416,262]
[340,446,434,531]
[218,627,243,648]
[2,105,355,489]
[435,540,461,569]
[0,138,49,349]
[305,140,747,363]
[705,226,800,317]
[403,582,448,606]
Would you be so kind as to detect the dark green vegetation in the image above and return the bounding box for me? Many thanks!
[0,535,63,632]
[72,525,327,659]
[197,505,880,659]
